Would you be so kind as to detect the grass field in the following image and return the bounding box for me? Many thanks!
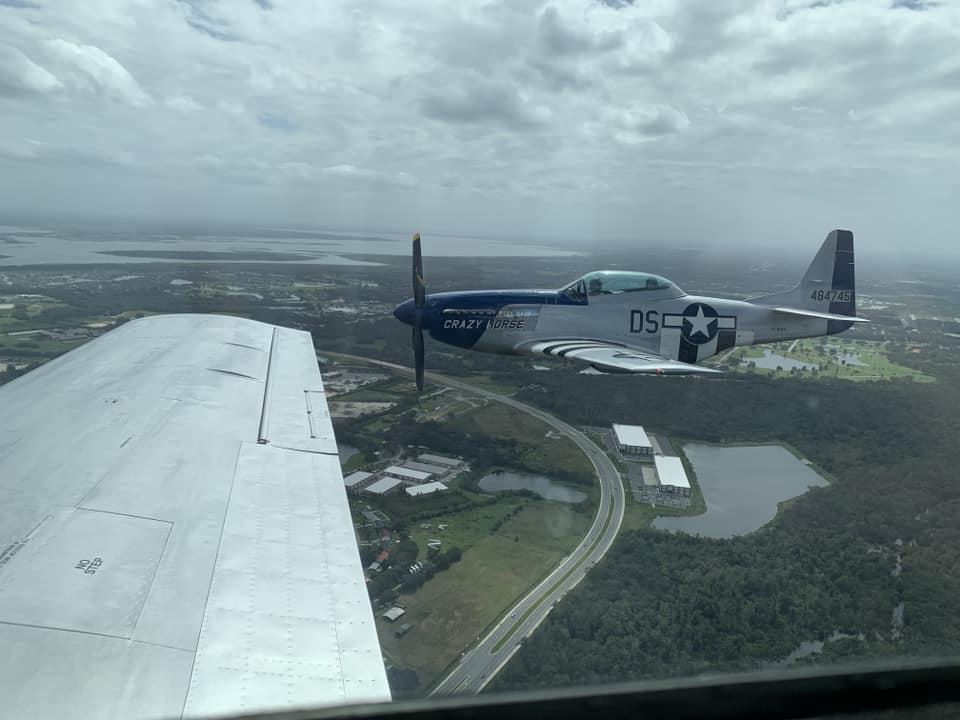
[376,501,589,688]
[450,402,594,479]
[721,338,933,383]
[0,333,89,354]
[405,497,527,561]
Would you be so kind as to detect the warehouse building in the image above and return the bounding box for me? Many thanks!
[402,461,449,476]
[384,465,432,483]
[612,424,653,457]
[364,477,403,496]
[405,481,448,497]
[417,453,462,468]
[343,471,373,493]
[654,456,691,497]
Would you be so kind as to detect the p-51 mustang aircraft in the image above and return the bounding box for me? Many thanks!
[394,230,867,388]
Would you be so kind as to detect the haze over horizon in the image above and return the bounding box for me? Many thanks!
[1,0,958,255]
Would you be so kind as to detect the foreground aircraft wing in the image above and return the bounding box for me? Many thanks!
[771,307,870,323]
[0,315,390,720]
[520,339,721,375]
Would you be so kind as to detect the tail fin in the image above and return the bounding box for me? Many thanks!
[750,230,856,330]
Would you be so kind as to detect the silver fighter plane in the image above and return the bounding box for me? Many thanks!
[394,230,867,388]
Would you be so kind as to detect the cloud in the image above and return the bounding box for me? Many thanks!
[537,5,624,56]
[319,164,418,189]
[0,45,61,97]
[0,0,958,251]
[603,105,691,144]
[165,95,201,112]
[421,74,552,130]
[258,111,298,132]
[44,38,151,106]
[0,138,131,166]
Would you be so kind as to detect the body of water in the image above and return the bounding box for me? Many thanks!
[478,471,587,504]
[338,443,360,465]
[654,444,827,538]
[0,228,578,266]
[743,350,816,372]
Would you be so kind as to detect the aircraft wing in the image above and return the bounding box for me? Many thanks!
[0,315,390,720]
[520,339,721,375]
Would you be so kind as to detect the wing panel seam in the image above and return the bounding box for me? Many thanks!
[177,439,245,718]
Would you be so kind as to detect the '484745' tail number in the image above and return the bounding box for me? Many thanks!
[810,289,852,303]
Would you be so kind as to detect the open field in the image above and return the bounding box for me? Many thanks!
[450,402,594,479]
[376,501,589,688]
[0,333,90,355]
[405,497,527,561]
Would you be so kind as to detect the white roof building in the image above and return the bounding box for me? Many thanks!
[384,465,431,483]
[343,470,373,488]
[404,482,448,497]
[402,461,448,475]
[654,455,690,491]
[364,477,403,495]
[382,607,405,622]
[417,453,461,467]
[612,424,652,450]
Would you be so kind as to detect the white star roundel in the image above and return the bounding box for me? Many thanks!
[680,303,720,344]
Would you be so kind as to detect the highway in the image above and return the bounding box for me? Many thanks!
[324,353,625,694]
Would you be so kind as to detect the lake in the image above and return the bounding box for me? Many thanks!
[653,444,827,538]
[478,471,587,504]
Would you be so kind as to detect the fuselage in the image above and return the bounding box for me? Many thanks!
[394,282,851,366]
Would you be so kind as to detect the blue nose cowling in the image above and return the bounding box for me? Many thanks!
[393,298,415,327]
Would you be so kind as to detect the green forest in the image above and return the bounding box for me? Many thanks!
[493,365,960,691]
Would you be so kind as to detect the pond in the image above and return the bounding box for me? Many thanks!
[743,350,816,372]
[338,443,360,464]
[478,471,587,504]
[653,444,827,538]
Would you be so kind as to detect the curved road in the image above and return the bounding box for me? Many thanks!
[324,354,625,694]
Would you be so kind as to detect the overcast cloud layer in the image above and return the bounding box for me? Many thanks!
[0,0,958,251]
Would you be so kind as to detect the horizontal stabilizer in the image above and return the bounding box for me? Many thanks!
[772,307,870,323]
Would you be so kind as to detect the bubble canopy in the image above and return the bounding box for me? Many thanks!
[560,271,684,301]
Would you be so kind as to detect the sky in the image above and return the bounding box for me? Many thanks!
[0,0,958,252]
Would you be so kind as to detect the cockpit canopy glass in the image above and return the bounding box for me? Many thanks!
[562,271,676,300]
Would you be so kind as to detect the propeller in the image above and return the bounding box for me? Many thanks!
[412,232,425,391]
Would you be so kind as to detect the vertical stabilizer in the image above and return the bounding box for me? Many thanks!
[750,229,856,332]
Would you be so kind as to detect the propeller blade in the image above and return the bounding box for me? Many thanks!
[412,232,425,391]
[414,326,424,392]
[413,232,425,308]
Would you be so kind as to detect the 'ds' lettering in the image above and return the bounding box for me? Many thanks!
[630,310,660,334]
[645,310,659,333]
